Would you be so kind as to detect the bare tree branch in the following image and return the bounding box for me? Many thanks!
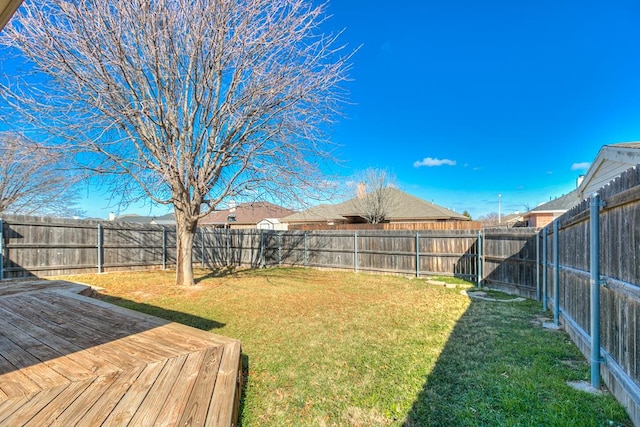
[0,131,84,217]
[1,0,352,285]
[353,168,398,224]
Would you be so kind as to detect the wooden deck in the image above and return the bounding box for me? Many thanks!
[0,279,242,426]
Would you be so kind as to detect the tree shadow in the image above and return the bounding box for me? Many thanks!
[402,295,630,426]
[481,228,539,299]
[196,229,310,269]
[403,298,510,426]
[0,280,243,425]
[93,292,226,331]
[453,234,479,282]
[194,266,238,283]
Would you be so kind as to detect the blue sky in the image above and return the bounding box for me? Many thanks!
[321,0,640,218]
[6,0,640,219]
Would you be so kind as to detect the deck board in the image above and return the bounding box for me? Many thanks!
[0,279,242,426]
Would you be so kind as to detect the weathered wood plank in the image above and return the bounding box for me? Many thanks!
[154,349,208,426]
[208,340,242,427]
[101,360,168,426]
[49,370,126,427]
[0,333,68,392]
[0,383,69,426]
[56,287,240,347]
[0,394,32,424]
[0,315,93,383]
[0,346,39,398]
[0,280,241,426]
[23,377,97,427]
[177,346,224,426]
[127,353,190,426]
[0,304,121,376]
[73,365,147,426]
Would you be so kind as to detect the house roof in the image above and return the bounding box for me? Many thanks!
[525,189,580,215]
[200,201,295,226]
[0,0,22,31]
[114,213,175,225]
[577,142,640,199]
[282,188,468,223]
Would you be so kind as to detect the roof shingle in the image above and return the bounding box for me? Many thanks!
[282,188,468,223]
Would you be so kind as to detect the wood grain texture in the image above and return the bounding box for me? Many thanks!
[0,280,241,426]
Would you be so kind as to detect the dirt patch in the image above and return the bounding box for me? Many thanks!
[461,290,526,303]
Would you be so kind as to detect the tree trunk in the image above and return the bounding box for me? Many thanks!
[175,212,198,286]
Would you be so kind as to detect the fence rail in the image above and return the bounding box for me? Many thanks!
[537,165,640,424]
[0,216,175,277]
[1,165,639,424]
[0,219,482,279]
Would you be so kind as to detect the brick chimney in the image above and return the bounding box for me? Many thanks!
[357,182,366,199]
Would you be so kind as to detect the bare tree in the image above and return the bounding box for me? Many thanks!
[1,0,351,285]
[0,132,83,217]
[477,212,500,226]
[353,168,397,224]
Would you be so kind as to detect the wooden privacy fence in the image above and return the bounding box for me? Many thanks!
[481,227,539,299]
[197,229,480,279]
[0,215,176,278]
[0,218,481,280]
[534,165,640,425]
[1,165,640,424]
[287,221,482,231]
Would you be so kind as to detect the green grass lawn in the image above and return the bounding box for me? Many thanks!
[57,267,632,426]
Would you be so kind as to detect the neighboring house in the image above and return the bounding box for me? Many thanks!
[522,190,579,228]
[0,0,22,30]
[577,142,640,200]
[503,213,525,227]
[281,188,469,228]
[113,213,176,226]
[200,201,295,229]
[256,218,287,231]
[522,142,640,228]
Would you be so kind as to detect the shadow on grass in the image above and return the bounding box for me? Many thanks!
[96,293,226,331]
[94,291,250,426]
[403,297,632,426]
[237,353,250,427]
[194,266,237,283]
[194,265,313,287]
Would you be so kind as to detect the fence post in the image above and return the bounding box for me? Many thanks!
[0,218,4,280]
[553,219,560,326]
[590,193,603,389]
[226,228,231,266]
[415,232,420,278]
[162,227,167,270]
[200,228,205,268]
[536,231,540,301]
[304,232,308,267]
[477,230,483,288]
[97,223,103,273]
[260,230,265,268]
[542,226,548,311]
[354,231,358,273]
[278,232,282,266]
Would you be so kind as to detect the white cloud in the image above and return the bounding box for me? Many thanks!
[571,162,591,171]
[413,157,456,168]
